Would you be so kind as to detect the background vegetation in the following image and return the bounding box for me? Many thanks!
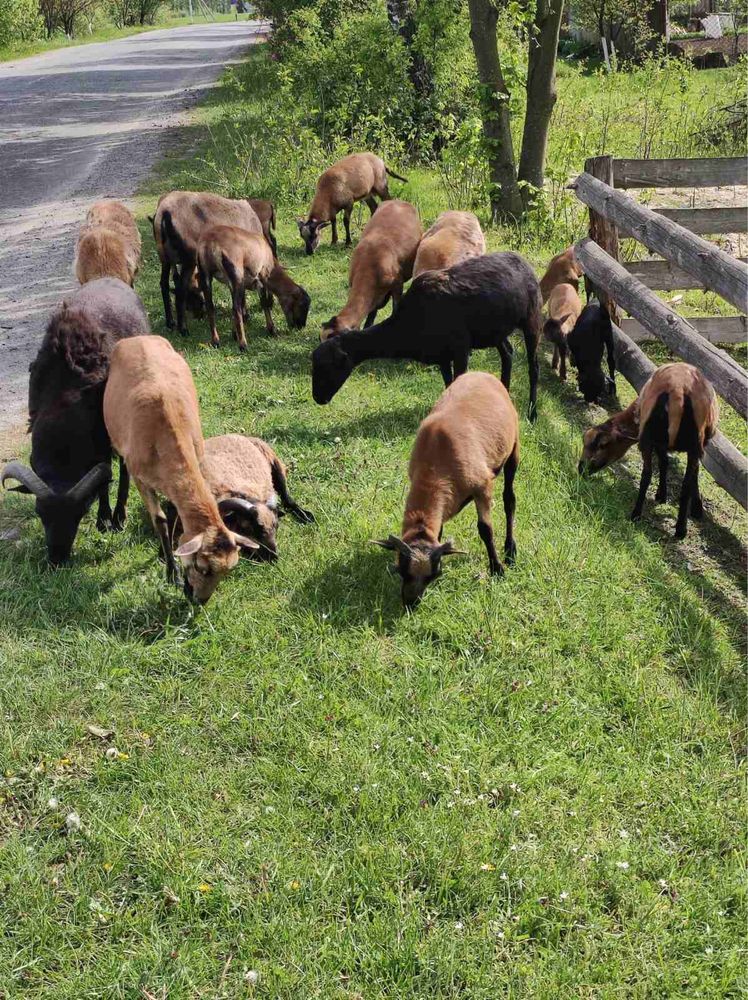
[0,35,745,995]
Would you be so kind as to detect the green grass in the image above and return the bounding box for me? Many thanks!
[0,12,241,63]
[0,46,746,999]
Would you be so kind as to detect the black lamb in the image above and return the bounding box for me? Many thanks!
[567,301,617,403]
[311,251,543,421]
[2,278,150,565]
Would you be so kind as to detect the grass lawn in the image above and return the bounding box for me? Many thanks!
[0,47,745,999]
[0,12,244,63]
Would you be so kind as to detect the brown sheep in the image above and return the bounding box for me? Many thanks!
[151,191,265,335]
[74,200,141,287]
[103,336,258,603]
[412,210,485,279]
[297,153,408,255]
[539,246,583,304]
[320,200,422,339]
[373,371,519,607]
[543,282,583,381]
[196,225,310,350]
[579,362,719,539]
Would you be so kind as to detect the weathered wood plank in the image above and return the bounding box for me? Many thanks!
[610,322,748,510]
[613,156,748,189]
[574,237,748,419]
[653,206,748,235]
[621,315,747,344]
[584,155,620,325]
[571,171,748,312]
[623,257,748,290]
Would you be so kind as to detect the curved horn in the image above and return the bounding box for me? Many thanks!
[371,534,413,556]
[1,461,52,498]
[67,463,111,502]
[218,497,256,519]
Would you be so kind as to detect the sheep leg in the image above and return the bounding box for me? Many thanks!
[330,215,339,246]
[391,283,403,313]
[341,205,354,246]
[259,286,276,335]
[198,269,219,348]
[675,452,699,539]
[453,352,469,379]
[439,361,454,386]
[112,457,129,530]
[365,195,378,215]
[522,324,540,423]
[135,479,179,584]
[558,343,567,382]
[655,449,668,504]
[96,480,114,532]
[475,491,503,577]
[270,460,314,524]
[175,265,193,337]
[364,308,378,328]
[630,445,653,523]
[502,449,518,564]
[691,464,704,520]
[551,346,559,372]
[160,261,175,329]
[497,339,513,389]
[232,286,248,351]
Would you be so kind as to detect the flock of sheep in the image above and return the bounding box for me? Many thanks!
[1,152,719,608]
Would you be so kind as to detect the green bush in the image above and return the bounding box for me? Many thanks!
[0,0,42,46]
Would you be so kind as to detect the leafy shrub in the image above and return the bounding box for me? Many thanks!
[0,0,42,46]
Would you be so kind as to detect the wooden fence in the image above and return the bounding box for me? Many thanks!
[570,155,748,510]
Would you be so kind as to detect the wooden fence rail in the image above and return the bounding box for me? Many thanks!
[610,323,748,509]
[574,237,748,420]
[571,172,748,312]
[612,156,748,189]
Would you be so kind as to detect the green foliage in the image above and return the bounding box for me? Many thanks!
[0,0,42,46]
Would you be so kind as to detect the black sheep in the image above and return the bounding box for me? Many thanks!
[311,252,543,421]
[2,278,150,565]
[567,301,617,403]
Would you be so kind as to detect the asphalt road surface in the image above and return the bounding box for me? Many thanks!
[0,21,265,434]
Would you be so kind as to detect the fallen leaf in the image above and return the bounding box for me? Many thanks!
[86,724,114,740]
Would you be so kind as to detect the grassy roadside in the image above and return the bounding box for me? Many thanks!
[0,12,242,63]
[0,45,745,998]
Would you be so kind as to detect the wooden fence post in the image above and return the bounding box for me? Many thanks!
[584,155,620,326]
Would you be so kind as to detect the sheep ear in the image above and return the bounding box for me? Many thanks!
[175,534,203,557]
[297,218,306,230]
[231,532,260,551]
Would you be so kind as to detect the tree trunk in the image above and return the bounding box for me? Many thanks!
[467,0,523,221]
[518,0,565,206]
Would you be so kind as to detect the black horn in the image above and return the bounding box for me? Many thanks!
[67,463,112,502]
[1,461,52,498]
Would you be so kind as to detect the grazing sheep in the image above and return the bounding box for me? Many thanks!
[578,362,718,539]
[373,372,519,608]
[1,279,149,565]
[412,210,485,279]
[103,336,258,603]
[168,434,314,562]
[321,200,422,339]
[297,153,408,255]
[312,252,542,421]
[74,200,141,287]
[567,301,616,402]
[247,198,277,255]
[152,191,264,334]
[196,226,310,350]
[539,246,583,304]
[543,282,583,382]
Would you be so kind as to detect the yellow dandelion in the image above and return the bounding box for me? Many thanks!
[198,883,213,893]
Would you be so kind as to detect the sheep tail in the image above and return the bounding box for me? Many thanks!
[385,166,409,183]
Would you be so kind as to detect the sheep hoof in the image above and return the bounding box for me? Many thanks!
[179,327,189,338]
[691,500,704,520]
[504,542,517,565]
[165,318,175,330]
[674,525,687,540]
[490,561,505,577]
[111,509,126,531]
[630,509,643,523]
[655,490,667,504]
[210,341,220,350]
[238,343,248,353]
[96,516,114,533]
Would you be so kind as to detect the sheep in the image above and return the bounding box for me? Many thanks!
[74,200,141,287]
[103,335,258,603]
[539,246,583,304]
[567,301,616,402]
[297,153,408,255]
[248,198,277,256]
[543,282,583,382]
[373,372,519,608]
[1,278,149,565]
[321,200,422,339]
[412,210,485,279]
[312,252,543,421]
[151,191,265,335]
[578,362,719,539]
[196,225,310,350]
[167,434,314,562]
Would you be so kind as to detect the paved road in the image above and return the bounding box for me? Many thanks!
[0,21,265,434]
